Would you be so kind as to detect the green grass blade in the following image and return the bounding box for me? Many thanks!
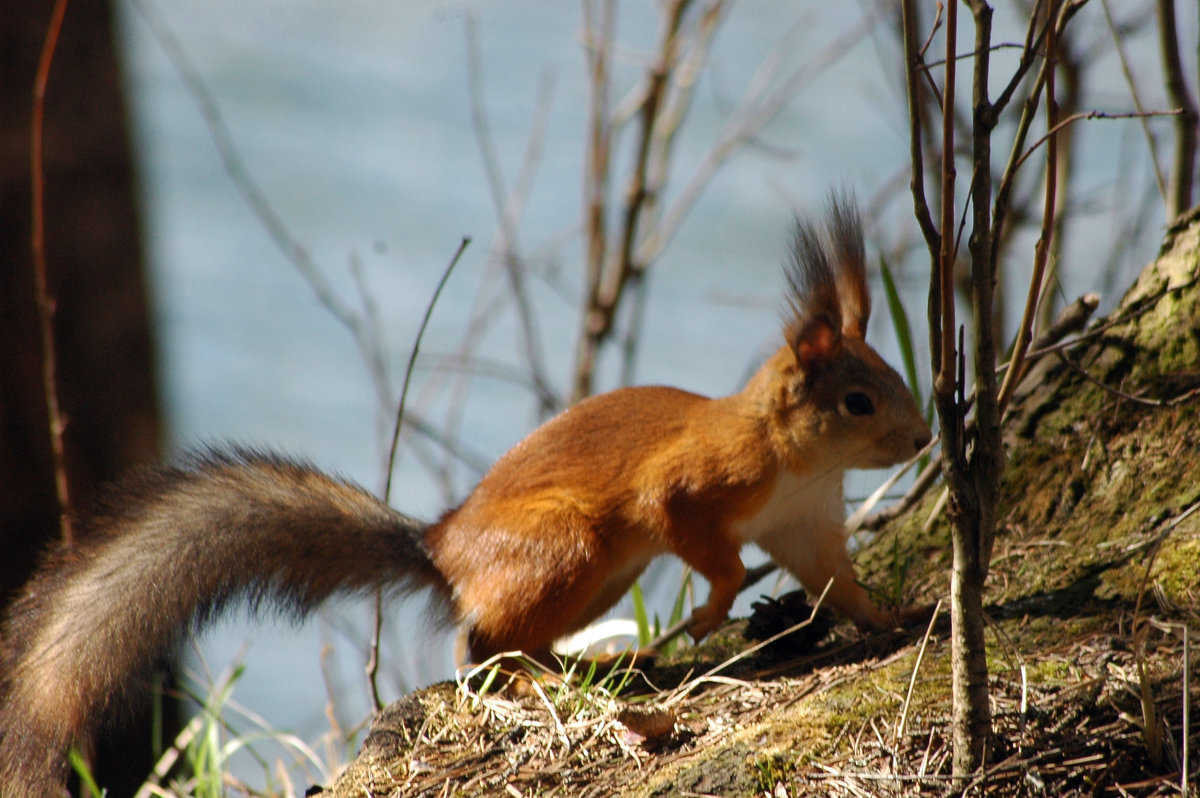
[669,568,691,629]
[879,256,922,408]
[68,748,105,798]
[631,582,651,646]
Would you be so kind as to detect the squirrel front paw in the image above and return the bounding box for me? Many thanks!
[854,601,937,633]
[895,602,937,628]
[687,604,727,641]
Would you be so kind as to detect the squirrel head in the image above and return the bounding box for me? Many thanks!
[762,193,931,471]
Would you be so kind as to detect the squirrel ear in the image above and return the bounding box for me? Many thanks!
[783,204,847,372]
[787,314,843,371]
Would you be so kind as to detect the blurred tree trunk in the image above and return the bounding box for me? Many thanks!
[1,0,165,793]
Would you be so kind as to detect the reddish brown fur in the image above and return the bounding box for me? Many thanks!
[429,386,782,660]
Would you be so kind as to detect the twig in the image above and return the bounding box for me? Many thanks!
[990,0,1071,122]
[663,573,839,706]
[858,455,943,531]
[895,599,942,743]
[400,415,493,477]
[132,0,450,475]
[917,3,944,61]
[846,437,939,534]
[1154,0,1199,218]
[1100,0,1169,206]
[1012,108,1184,176]
[31,0,73,545]
[465,15,554,408]
[366,236,470,711]
[417,30,580,493]
[900,0,941,259]
[580,0,614,306]
[386,237,472,499]
[998,4,1061,412]
[1185,623,1190,798]
[573,0,695,402]
[989,2,1082,275]
[1054,350,1200,408]
[132,0,362,336]
[639,1,888,273]
[938,0,958,317]
[619,0,723,388]
[1025,291,1099,354]
[855,292,1096,531]
[415,25,561,497]
[922,41,1042,71]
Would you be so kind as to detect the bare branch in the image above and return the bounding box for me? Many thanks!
[581,0,615,326]
[132,0,363,335]
[864,290,1099,532]
[1101,0,1170,206]
[137,0,498,501]
[1055,350,1200,407]
[30,0,73,544]
[466,17,555,409]
[369,236,469,710]
[1050,113,1191,188]
[989,2,1079,280]
[936,0,958,397]
[989,0,1059,118]
[572,0,700,401]
[999,9,1061,412]
[620,0,725,386]
[639,2,887,270]
[1155,0,1199,217]
[385,237,472,503]
[901,0,941,262]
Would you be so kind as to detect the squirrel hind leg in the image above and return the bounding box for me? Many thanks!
[456,562,614,669]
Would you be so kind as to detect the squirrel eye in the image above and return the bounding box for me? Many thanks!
[844,391,875,416]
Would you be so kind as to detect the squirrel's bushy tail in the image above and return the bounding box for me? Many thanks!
[0,448,439,797]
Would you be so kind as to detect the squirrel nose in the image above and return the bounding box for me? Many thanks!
[914,431,931,452]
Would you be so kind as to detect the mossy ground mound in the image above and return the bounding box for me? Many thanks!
[330,213,1200,797]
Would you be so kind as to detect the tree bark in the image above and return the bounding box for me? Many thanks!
[1,0,164,792]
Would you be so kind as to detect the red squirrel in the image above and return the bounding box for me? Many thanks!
[0,196,930,796]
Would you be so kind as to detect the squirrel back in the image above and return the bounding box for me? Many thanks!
[0,448,438,797]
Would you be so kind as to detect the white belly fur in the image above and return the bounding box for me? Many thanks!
[732,467,844,545]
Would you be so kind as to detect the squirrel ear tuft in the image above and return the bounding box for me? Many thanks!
[782,191,870,352]
[826,191,870,339]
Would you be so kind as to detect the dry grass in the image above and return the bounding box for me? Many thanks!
[327,597,1195,797]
